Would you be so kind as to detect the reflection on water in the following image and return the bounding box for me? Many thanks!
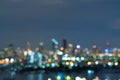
[1,69,120,80]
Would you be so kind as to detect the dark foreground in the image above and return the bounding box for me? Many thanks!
[1,68,120,80]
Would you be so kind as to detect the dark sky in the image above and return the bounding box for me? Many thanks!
[0,0,120,49]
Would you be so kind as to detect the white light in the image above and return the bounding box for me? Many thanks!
[75,76,81,80]
[48,78,52,80]
[76,45,80,49]
[71,57,76,61]
[5,58,9,62]
[95,61,99,65]
[81,57,85,61]
[10,58,14,63]
[67,57,70,61]
[76,57,80,61]
[24,51,28,56]
[51,63,55,67]
[57,51,63,55]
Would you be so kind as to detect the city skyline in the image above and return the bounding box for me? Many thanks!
[0,0,120,48]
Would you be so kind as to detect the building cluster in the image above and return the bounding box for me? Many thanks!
[0,38,120,70]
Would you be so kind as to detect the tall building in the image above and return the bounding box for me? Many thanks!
[63,38,67,50]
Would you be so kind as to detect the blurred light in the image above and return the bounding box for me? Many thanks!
[48,78,52,80]
[75,76,81,80]
[40,42,44,46]
[56,75,61,80]
[76,57,80,61]
[87,62,92,66]
[24,51,28,56]
[5,58,9,63]
[67,57,70,61]
[75,49,79,53]
[93,45,96,49]
[75,77,86,80]
[65,75,71,80]
[82,78,86,80]
[57,73,63,80]
[46,64,50,67]
[93,76,100,80]
[68,43,73,48]
[81,57,85,61]
[76,45,80,49]
[48,59,52,63]
[10,58,14,63]
[105,49,109,53]
[0,59,5,64]
[66,62,69,65]
[57,51,63,55]
[118,54,120,57]
[108,62,113,66]
[71,57,76,61]
[87,70,94,74]
[51,63,55,67]
[70,61,74,66]
[95,61,99,65]
[114,62,119,66]
[62,57,67,61]
[60,47,64,51]
[19,58,23,62]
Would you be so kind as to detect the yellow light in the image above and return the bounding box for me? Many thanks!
[118,54,120,57]
[48,59,52,63]
[93,55,96,58]
[66,62,69,65]
[70,61,74,66]
[82,78,87,80]
[27,49,32,54]
[87,61,92,66]
[114,62,119,66]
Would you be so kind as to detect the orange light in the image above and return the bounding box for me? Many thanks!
[0,59,5,64]
[48,59,52,63]
[19,59,23,62]
[60,47,64,51]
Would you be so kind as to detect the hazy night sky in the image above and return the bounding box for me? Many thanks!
[0,0,120,49]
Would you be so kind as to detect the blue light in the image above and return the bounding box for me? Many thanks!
[105,49,109,53]
[87,70,94,74]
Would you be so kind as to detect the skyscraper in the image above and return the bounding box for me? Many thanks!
[62,38,67,51]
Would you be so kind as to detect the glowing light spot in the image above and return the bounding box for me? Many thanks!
[114,62,119,66]
[87,61,92,66]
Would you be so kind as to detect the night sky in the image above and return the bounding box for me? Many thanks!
[0,0,120,49]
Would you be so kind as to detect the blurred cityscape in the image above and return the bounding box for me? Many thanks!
[0,38,120,73]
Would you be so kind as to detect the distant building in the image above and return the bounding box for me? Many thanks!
[62,38,67,51]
